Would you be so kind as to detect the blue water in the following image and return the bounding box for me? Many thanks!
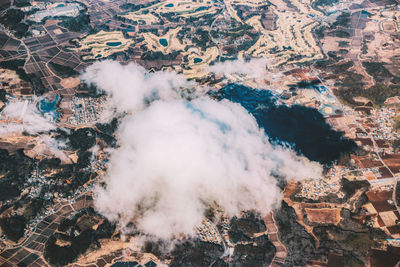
[195,6,209,12]
[210,84,356,164]
[159,38,168,47]
[110,262,139,267]
[193,58,203,63]
[165,3,174,7]
[40,95,60,120]
[361,10,371,18]
[106,42,122,47]
[57,4,65,7]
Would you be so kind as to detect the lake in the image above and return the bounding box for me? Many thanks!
[39,95,60,120]
[159,38,168,47]
[106,42,122,47]
[210,84,356,164]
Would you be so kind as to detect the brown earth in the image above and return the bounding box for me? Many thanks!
[305,208,341,225]
[61,77,80,89]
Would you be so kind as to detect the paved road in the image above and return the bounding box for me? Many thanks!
[208,2,225,62]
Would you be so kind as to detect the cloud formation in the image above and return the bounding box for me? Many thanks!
[0,99,55,134]
[85,61,322,240]
[81,60,196,122]
[207,58,269,78]
[34,135,68,161]
[0,99,70,161]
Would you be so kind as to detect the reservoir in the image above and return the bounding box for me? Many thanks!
[39,95,60,120]
[210,84,356,164]
[106,42,122,47]
[159,38,168,47]
[195,6,209,12]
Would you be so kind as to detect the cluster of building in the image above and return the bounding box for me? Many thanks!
[370,107,400,143]
[68,97,104,125]
[25,169,55,199]
[297,178,344,201]
[196,219,223,245]
[91,157,108,172]
[219,216,234,248]
[297,168,344,200]
[350,103,400,185]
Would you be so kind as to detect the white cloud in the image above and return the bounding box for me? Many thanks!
[81,60,196,122]
[0,99,55,134]
[207,58,269,78]
[88,61,323,240]
[34,135,68,161]
[0,99,70,161]
[95,98,321,239]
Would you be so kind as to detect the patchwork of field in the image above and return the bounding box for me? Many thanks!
[319,0,400,83]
